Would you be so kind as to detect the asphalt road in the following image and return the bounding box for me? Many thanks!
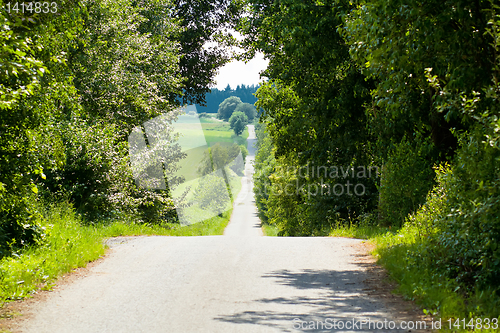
[19,125,421,333]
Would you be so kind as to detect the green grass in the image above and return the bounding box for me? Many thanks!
[329,222,500,332]
[262,224,279,236]
[100,210,232,237]
[201,121,248,147]
[328,223,392,239]
[175,145,209,182]
[0,203,106,304]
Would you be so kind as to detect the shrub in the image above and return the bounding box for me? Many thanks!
[217,96,242,121]
[194,173,231,216]
[378,137,435,227]
[429,130,500,293]
[234,102,256,121]
[229,111,248,136]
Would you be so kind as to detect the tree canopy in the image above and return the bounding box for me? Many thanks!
[217,96,243,121]
[229,111,248,136]
[0,0,238,258]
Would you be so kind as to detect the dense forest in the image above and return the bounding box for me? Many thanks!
[195,84,259,113]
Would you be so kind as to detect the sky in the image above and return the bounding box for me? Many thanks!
[213,52,269,90]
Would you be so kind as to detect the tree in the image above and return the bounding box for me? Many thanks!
[194,173,231,217]
[234,102,256,121]
[217,96,242,121]
[171,0,240,106]
[239,0,376,234]
[72,0,182,134]
[0,1,85,256]
[229,111,248,136]
[198,143,245,175]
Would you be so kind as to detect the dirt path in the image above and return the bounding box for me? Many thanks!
[9,125,431,332]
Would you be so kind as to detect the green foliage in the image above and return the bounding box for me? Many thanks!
[217,96,242,121]
[72,0,182,131]
[378,137,436,227]
[252,122,275,224]
[430,132,500,294]
[240,0,377,234]
[172,0,240,105]
[234,102,256,121]
[374,161,500,319]
[0,0,84,257]
[198,143,246,176]
[229,111,248,136]
[1,0,235,254]
[194,173,231,217]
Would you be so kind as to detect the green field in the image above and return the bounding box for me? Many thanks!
[167,113,248,225]
[171,114,248,184]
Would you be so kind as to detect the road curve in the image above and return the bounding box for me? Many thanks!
[19,125,420,333]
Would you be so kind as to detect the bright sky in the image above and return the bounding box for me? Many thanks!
[214,52,269,90]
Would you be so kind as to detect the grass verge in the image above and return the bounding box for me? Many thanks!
[328,223,392,239]
[262,223,279,236]
[330,222,500,332]
[372,225,500,332]
[0,206,233,306]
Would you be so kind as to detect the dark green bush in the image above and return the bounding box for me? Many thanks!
[40,119,179,225]
[431,130,500,293]
[378,137,436,227]
[400,129,500,297]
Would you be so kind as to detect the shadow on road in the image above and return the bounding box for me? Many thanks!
[214,268,396,332]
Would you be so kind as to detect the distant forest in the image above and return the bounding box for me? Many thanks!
[195,84,259,113]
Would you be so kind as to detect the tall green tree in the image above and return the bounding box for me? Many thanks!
[172,0,240,105]
[0,0,85,255]
[217,96,242,121]
[234,102,256,120]
[240,0,377,234]
[229,111,248,135]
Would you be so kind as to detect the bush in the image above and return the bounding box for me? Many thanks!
[378,137,435,227]
[393,129,500,302]
[41,118,180,225]
[217,96,242,121]
[234,102,256,121]
[430,130,500,293]
[229,111,248,136]
[194,173,231,216]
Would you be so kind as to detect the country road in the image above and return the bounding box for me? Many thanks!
[17,125,427,333]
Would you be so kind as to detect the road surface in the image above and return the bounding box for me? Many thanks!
[19,125,423,332]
